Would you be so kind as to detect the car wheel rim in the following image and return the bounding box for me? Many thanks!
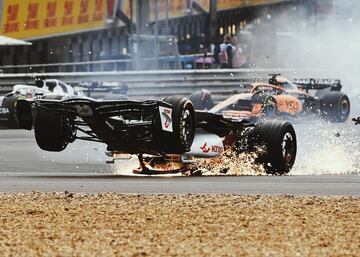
[281,132,295,164]
[340,98,349,116]
[181,108,193,145]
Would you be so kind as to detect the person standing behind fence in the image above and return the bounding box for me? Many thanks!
[216,34,235,68]
[231,36,246,68]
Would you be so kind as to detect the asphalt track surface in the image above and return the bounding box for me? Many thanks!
[1,129,359,195]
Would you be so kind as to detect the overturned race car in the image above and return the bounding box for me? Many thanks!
[17,96,297,175]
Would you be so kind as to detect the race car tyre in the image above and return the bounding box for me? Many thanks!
[320,92,350,122]
[16,99,33,130]
[261,96,278,119]
[34,95,75,152]
[1,94,23,128]
[157,96,196,154]
[249,120,297,175]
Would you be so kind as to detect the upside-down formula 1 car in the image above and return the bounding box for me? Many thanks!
[17,95,297,175]
[210,74,350,122]
[0,79,84,128]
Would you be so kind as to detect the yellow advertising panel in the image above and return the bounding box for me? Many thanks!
[150,0,188,19]
[195,0,288,11]
[120,0,188,20]
[1,0,106,40]
[115,0,288,21]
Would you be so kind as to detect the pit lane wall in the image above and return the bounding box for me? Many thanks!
[0,69,321,102]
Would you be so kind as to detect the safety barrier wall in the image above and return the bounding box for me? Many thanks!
[0,55,203,73]
[0,68,321,101]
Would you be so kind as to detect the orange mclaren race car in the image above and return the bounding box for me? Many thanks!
[209,74,350,122]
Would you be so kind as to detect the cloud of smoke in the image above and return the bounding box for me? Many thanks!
[242,0,360,112]
[292,120,360,175]
[238,1,360,175]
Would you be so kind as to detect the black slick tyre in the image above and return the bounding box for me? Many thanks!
[157,96,196,154]
[1,94,23,128]
[250,120,297,175]
[34,107,69,152]
[320,92,350,122]
[34,95,74,152]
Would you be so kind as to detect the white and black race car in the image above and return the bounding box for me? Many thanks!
[17,95,297,175]
[0,79,84,128]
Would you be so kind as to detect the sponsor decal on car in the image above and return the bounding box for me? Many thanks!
[159,106,173,132]
[200,142,223,154]
[294,78,340,86]
[200,142,210,153]
[211,145,223,153]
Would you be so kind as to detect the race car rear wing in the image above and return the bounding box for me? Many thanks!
[293,78,342,91]
[78,81,128,95]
